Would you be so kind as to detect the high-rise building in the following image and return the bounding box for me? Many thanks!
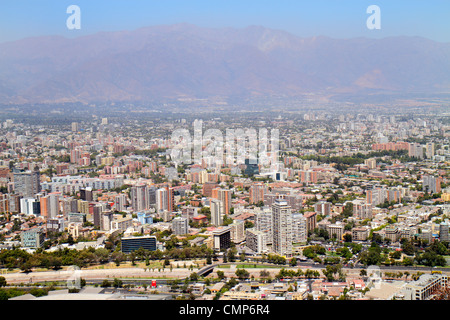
[40,193,60,219]
[155,186,174,213]
[230,220,245,243]
[20,197,39,215]
[364,158,377,169]
[202,182,219,197]
[291,213,307,244]
[13,170,40,198]
[422,175,442,194]
[440,222,449,242]
[314,201,331,216]
[212,227,231,251]
[366,186,387,206]
[114,193,127,212]
[80,187,93,202]
[92,204,103,228]
[212,188,232,214]
[300,170,318,185]
[71,122,79,132]
[249,183,266,204]
[210,198,223,226]
[408,143,423,159]
[272,199,293,257]
[425,143,435,159]
[254,207,273,245]
[352,200,373,220]
[245,228,267,254]
[131,184,148,212]
[172,216,189,235]
[304,211,317,234]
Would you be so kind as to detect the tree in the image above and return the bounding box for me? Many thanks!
[235,269,250,280]
[0,276,6,287]
[359,245,382,266]
[113,278,123,288]
[216,270,225,280]
[343,233,352,243]
[322,264,346,282]
[190,272,199,282]
[289,257,297,267]
[400,239,415,256]
[101,280,111,288]
[260,269,270,280]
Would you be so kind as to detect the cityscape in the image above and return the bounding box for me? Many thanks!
[0,0,449,306]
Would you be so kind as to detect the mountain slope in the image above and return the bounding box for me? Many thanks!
[0,24,449,104]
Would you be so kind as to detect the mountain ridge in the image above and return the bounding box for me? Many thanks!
[1,24,449,104]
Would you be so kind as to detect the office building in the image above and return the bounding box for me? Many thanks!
[244,159,259,177]
[121,236,157,254]
[80,187,93,202]
[20,197,39,215]
[137,212,153,225]
[326,223,345,241]
[212,227,231,251]
[47,216,65,233]
[21,227,45,248]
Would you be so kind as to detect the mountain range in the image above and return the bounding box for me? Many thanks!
[0,23,449,104]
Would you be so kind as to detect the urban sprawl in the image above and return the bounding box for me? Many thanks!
[0,109,449,301]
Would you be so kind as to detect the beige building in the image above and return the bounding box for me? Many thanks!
[111,217,133,232]
[403,274,449,300]
[352,226,370,241]
[326,223,345,241]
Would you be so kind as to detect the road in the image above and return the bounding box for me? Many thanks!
[2,262,448,285]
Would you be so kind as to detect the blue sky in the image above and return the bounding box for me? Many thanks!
[1,0,449,43]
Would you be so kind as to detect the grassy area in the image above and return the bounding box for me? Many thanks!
[236,264,281,269]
